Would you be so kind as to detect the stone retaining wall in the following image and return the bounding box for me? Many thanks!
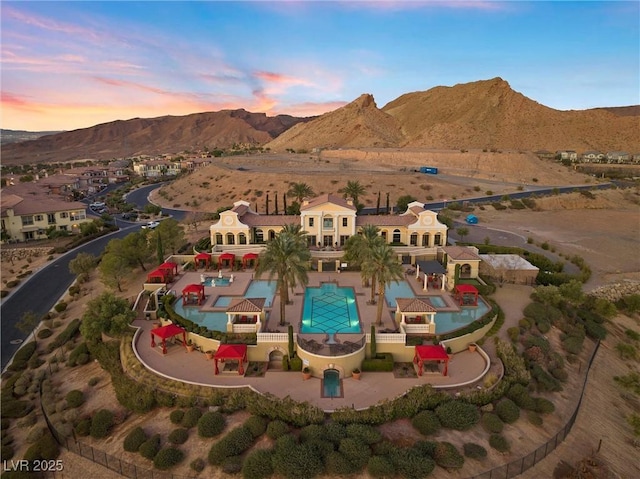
[588,281,640,302]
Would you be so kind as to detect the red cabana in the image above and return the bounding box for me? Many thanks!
[182,283,205,305]
[214,344,247,375]
[218,252,236,270]
[147,268,168,283]
[242,252,259,269]
[454,284,479,306]
[413,345,449,376]
[158,261,179,280]
[150,324,187,354]
[194,252,211,269]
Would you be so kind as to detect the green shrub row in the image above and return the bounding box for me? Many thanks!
[362,353,394,372]
[49,318,81,350]
[8,342,37,372]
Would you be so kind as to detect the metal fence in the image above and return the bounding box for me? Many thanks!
[40,341,600,479]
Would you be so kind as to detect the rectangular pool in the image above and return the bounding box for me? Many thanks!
[301,283,361,334]
[245,280,277,307]
[434,298,491,334]
[385,280,415,307]
[172,302,228,331]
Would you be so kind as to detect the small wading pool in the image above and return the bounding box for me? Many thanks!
[203,277,230,287]
[322,369,342,398]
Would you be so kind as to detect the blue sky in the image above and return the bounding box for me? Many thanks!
[2,1,638,131]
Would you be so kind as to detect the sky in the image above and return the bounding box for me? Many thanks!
[1,1,638,132]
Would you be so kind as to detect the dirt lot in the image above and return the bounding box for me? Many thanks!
[2,183,639,478]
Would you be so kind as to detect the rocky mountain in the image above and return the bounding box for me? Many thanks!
[1,110,311,165]
[265,94,404,151]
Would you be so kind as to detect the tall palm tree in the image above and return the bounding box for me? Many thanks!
[339,180,366,207]
[256,223,310,326]
[342,225,383,302]
[363,243,404,326]
[288,182,315,204]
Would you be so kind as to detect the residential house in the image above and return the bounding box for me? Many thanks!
[133,159,182,177]
[606,151,630,164]
[581,151,605,163]
[556,150,578,162]
[534,150,555,160]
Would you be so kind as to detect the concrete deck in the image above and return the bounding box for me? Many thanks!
[135,269,490,411]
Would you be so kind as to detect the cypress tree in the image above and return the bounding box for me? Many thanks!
[275,192,279,215]
[376,191,381,215]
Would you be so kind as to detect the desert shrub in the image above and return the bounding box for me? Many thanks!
[54,302,67,313]
[507,327,520,342]
[123,427,147,452]
[288,356,302,371]
[65,390,84,409]
[389,445,436,478]
[550,367,569,382]
[208,426,254,465]
[181,407,202,428]
[524,335,551,355]
[585,320,607,340]
[530,364,562,392]
[190,457,205,472]
[533,397,555,414]
[435,401,480,430]
[3,400,33,420]
[339,437,371,471]
[518,318,531,330]
[324,422,347,444]
[481,413,504,433]
[26,426,45,444]
[299,424,326,442]
[495,398,520,424]
[433,441,465,469]
[242,448,274,479]
[507,384,536,410]
[90,409,114,438]
[616,343,637,360]
[37,329,53,339]
[527,411,544,426]
[139,434,161,460]
[266,419,289,439]
[169,409,184,425]
[244,415,268,438]
[154,447,184,470]
[8,341,36,371]
[489,434,510,452]
[197,411,225,437]
[23,430,59,461]
[412,410,441,436]
[345,423,382,444]
[367,455,395,478]
[74,418,91,437]
[463,442,487,460]
[222,455,243,474]
[323,450,353,475]
[67,342,90,367]
[168,428,189,445]
[274,441,325,479]
[536,319,551,334]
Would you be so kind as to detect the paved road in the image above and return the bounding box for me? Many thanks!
[0,224,141,370]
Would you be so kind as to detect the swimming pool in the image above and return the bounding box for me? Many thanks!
[434,298,491,334]
[322,369,342,398]
[172,302,228,331]
[203,277,231,287]
[385,280,415,307]
[214,296,233,307]
[426,295,447,308]
[301,283,361,334]
[245,280,277,307]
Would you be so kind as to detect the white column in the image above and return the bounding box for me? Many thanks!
[416,264,420,280]
[441,275,446,291]
[423,274,428,291]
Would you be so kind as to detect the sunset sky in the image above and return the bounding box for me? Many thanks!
[2,1,638,132]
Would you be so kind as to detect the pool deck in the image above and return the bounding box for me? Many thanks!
[136,268,491,411]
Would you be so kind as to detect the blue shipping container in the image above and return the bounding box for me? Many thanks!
[419,167,438,174]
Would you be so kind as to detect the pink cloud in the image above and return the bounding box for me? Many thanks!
[338,0,506,12]
[277,100,348,117]
[3,6,103,40]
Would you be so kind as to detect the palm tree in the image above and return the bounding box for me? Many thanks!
[363,243,404,326]
[256,223,310,326]
[339,180,366,207]
[342,225,383,302]
[288,182,315,204]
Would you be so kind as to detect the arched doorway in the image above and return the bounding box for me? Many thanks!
[322,369,343,398]
[268,350,284,370]
[460,263,472,278]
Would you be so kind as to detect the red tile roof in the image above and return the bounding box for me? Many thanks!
[300,194,356,211]
[444,246,481,260]
[226,298,266,313]
[396,298,437,313]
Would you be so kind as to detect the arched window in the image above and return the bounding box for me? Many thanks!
[215,233,223,245]
[269,230,276,240]
[461,264,472,278]
[381,231,388,242]
[393,229,401,244]
[410,233,418,246]
[238,232,247,245]
[434,233,442,246]
[422,233,430,247]
[226,233,235,245]
[255,229,264,243]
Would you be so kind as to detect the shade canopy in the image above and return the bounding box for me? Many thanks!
[242,252,259,268]
[218,252,236,270]
[150,324,187,354]
[158,261,179,279]
[194,252,211,268]
[413,345,449,376]
[147,268,168,283]
[182,283,205,305]
[416,260,446,275]
[214,344,247,375]
[454,284,479,306]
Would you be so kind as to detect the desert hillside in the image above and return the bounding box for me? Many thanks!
[1,110,311,165]
[151,150,591,214]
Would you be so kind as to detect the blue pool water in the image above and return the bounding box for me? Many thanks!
[434,299,491,333]
[427,296,447,308]
[172,302,228,331]
[214,296,233,307]
[245,280,277,307]
[301,283,361,334]
[385,280,415,307]
[204,277,231,287]
[323,369,341,398]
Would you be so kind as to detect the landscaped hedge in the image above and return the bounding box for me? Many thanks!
[8,342,37,372]
[266,420,289,439]
[367,455,395,478]
[139,434,161,460]
[463,442,487,460]
[153,447,185,470]
[123,427,148,452]
[169,410,184,425]
[411,410,441,436]
[362,353,394,372]
[435,401,480,430]
[208,426,254,465]
[481,413,504,433]
[65,390,84,408]
[197,411,225,437]
[90,409,114,439]
[345,423,382,445]
[433,441,464,469]
[495,398,520,424]
[489,433,510,452]
[49,318,81,349]
[242,449,274,479]
[168,428,189,445]
[506,384,536,410]
[181,407,202,429]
